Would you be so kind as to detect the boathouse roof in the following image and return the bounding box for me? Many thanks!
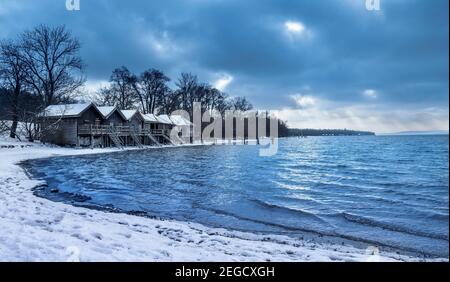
[95,105,128,120]
[97,106,116,118]
[120,109,142,121]
[41,103,102,118]
[156,114,174,125]
[170,115,192,126]
[141,113,159,123]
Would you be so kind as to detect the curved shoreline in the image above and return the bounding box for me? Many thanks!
[28,169,447,259]
[0,142,447,262]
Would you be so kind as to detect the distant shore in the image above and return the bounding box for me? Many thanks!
[379,130,449,136]
[288,129,375,137]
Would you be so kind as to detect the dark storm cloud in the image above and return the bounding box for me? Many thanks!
[0,0,448,111]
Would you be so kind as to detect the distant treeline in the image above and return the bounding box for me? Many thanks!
[288,128,375,136]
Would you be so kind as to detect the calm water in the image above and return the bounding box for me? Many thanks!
[26,136,449,257]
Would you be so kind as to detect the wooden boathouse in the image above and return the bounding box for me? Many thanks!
[38,103,190,148]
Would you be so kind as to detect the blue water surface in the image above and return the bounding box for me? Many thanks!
[26,136,449,257]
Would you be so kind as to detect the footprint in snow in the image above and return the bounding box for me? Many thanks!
[91,232,103,240]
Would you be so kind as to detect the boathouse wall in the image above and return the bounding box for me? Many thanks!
[77,107,103,126]
[103,111,126,126]
[126,115,143,131]
[40,118,78,146]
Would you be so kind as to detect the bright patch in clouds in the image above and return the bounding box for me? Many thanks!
[85,80,111,93]
[284,21,306,33]
[214,74,233,91]
[283,20,312,40]
[290,94,316,109]
[143,30,183,58]
[80,80,111,101]
[363,89,378,99]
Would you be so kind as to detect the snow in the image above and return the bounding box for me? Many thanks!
[0,137,447,262]
[48,104,126,120]
[97,106,117,119]
[120,110,139,121]
[41,103,93,118]
[157,115,174,125]
[141,113,159,123]
[170,115,192,126]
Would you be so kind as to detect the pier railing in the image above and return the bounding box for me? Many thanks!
[78,125,132,135]
[78,125,169,136]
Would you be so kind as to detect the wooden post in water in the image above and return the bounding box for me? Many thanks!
[90,125,93,149]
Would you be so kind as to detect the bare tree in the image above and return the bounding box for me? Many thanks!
[175,73,198,114]
[172,73,234,117]
[214,93,231,116]
[158,89,180,114]
[133,69,171,114]
[100,66,138,109]
[230,96,253,112]
[97,86,115,106]
[20,24,84,107]
[20,107,64,142]
[0,120,9,136]
[0,40,28,138]
[206,87,225,112]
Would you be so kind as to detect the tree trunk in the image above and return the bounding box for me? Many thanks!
[9,118,18,138]
[9,84,20,139]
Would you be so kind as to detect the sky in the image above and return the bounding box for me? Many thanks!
[0,0,448,133]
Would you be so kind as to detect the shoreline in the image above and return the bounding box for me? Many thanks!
[22,157,448,259]
[0,141,447,262]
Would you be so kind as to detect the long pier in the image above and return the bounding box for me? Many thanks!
[77,125,267,148]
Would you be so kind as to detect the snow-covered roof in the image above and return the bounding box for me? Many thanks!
[97,106,117,119]
[41,103,95,118]
[170,115,193,126]
[97,106,128,120]
[156,114,174,125]
[140,113,159,123]
[120,110,141,121]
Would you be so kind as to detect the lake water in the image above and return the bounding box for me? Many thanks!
[25,135,449,257]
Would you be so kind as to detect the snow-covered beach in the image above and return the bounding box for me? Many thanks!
[0,138,446,262]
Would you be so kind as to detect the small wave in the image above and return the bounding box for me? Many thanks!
[274,195,324,207]
[201,205,334,237]
[337,212,449,241]
[250,199,328,223]
[427,212,449,221]
[360,195,404,205]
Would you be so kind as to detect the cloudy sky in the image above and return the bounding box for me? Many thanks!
[0,0,448,133]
